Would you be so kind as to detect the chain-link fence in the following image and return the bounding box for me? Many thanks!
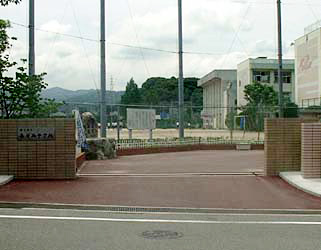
[58,102,320,142]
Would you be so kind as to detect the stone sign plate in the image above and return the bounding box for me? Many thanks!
[127,108,156,130]
[17,127,56,141]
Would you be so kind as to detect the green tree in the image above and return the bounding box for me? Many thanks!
[284,102,299,118]
[140,77,201,105]
[225,108,237,140]
[241,82,278,138]
[0,20,61,119]
[0,0,21,6]
[120,78,141,105]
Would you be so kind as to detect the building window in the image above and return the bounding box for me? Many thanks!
[274,71,292,84]
[253,71,270,83]
[239,80,241,87]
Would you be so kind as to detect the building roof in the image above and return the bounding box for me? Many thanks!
[295,26,321,43]
[237,57,295,70]
[198,69,237,87]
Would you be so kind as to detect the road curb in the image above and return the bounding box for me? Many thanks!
[280,172,321,198]
[1,202,321,215]
[0,176,14,186]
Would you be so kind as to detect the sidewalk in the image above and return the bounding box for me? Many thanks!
[280,172,321,198]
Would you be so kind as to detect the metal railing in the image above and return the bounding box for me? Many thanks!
[116,137,264,150]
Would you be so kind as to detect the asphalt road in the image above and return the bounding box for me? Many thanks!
[1,207,321,250]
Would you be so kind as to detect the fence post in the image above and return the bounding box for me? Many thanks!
[117,105,120,141]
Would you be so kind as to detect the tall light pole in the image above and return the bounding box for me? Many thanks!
[100,0,107,138]
[178,0,184,139]
[28,0,35,76]
[277,0,284,117]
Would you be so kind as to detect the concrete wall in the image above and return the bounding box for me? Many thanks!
[302,123,321,178]
[0,119,76,179]
[264,118,316,176]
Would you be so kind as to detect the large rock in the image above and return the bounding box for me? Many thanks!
[82,112,98,138]
[86,138,117,160]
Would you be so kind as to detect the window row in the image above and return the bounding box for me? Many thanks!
[252,71,292,84]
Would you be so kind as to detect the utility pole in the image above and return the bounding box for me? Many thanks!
[178,0,184,139]
[277,0,284,117]
[100,0,107,138]
[28,0,35,76]
[110,76,114,128]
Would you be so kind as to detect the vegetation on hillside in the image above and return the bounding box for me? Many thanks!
[120,77,203,127]
[121,77,202,106]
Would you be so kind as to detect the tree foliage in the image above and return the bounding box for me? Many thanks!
[120,77,202,106]
[0,20,61,119]
[284,101,299,118]
[241,82,278,131]
[119,77,203,127]
[0,0,21,6]
[243,82,278,107]
[139,77,202,106]
[120,78,141,105]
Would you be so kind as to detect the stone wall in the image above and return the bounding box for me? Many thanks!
[0,119,76,179]
[264,118,317,176]
[302,123,321,178]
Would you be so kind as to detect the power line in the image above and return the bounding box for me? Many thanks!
[42,0,69,73]
[220,2,252,68]
[69,0,100,99]
[108,41,177,54]
[10,21,227,56]
[304,0,320,22]
[125,0,150,77]
[10,21,98,42]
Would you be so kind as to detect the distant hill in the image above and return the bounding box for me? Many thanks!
[42,87,124,104]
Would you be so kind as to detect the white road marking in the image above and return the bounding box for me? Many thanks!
[1,207,321,217]
[0,208,316,217]
[0,215,321,225]
[78,172,259,177]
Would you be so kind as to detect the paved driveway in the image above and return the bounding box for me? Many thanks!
[0,176,320,209]
[80,150,264,175]
[1,150,320,209]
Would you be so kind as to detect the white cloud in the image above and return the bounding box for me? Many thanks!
[40,20,72,34]
[0,0,318,90]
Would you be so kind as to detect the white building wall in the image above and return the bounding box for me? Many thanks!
[199,70,237,129]
[237,60,250,107]
[295,28,321,106]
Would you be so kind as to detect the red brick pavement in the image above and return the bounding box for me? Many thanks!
[0,176,320,209]
[80,150,264,174]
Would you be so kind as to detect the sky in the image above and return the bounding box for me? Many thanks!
[1,0,321,91]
